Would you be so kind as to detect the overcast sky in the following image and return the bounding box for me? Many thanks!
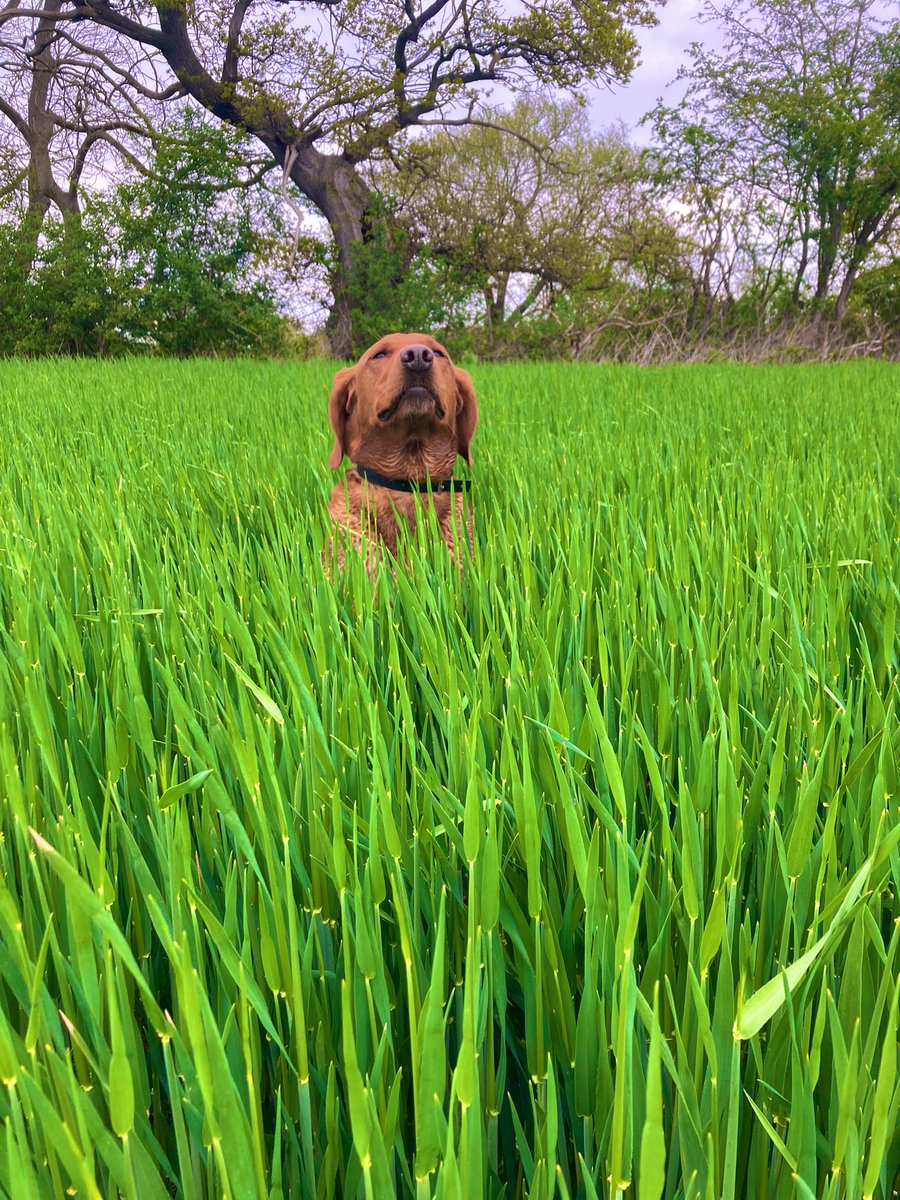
[589,0,712,140]
[592,0,899,140]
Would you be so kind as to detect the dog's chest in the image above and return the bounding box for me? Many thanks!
[330,483,467,554]
[369,489,462,551]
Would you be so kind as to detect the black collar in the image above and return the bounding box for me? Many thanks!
[353,465,471,494]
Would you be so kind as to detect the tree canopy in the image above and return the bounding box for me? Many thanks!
[0,0,897,359]
[369,95,686,356]
[0,0,658,350]
[649,0,899,320]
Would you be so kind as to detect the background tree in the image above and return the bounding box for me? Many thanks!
[649,0,900,322]
[372,94,685,357]
[0,0,186,266]
[103,112,290,355]
[2,0,896,361]
[0,0,659,352]
[0,112,293,355]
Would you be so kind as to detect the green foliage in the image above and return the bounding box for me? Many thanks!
[0,359,897,1197]
[0,223,34,354]
[854,260,900,328]
[499,0,654,86]
[342,195,471,354]
[311,0,657,161]
[371,95,686,359]
[0,113,292,359]
[649,0,900,313]
[105,112,288,356]
[0,218,125,357]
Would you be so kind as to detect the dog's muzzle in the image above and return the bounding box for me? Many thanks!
[378,385,444,421]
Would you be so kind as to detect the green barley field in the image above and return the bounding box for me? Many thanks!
[0,358,897,1200]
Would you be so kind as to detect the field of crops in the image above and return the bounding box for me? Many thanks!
[0,358,897,1199]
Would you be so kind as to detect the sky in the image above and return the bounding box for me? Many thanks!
[589,0,713,141]
[592,0,899,140]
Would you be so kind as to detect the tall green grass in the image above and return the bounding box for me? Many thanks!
[0,358,896,1199]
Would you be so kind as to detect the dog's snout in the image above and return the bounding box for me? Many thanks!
[400,344,434,372]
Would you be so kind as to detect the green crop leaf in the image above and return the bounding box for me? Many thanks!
[736,821,900,1039]
[158,767,214,810]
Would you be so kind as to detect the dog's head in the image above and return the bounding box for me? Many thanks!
[327,333,478,475]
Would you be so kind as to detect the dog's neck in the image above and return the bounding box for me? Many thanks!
[352,434,458,483]
[353,465,470,494]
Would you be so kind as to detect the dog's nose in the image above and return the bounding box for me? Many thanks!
[399,344,434,372]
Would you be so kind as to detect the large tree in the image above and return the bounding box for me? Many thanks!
[0,0,657,352]
[649,0,899,320]
[0,0,190,244]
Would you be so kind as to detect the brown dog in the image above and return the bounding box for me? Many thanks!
[327,333,477,573]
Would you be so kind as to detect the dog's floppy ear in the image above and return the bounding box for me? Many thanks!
[328,366,356,470]
[454,367,478,465]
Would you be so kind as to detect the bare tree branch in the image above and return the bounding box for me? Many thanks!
[223,0,252,86]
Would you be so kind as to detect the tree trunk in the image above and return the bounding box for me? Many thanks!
[287,147,374,357]
[151,4,380,356]
[834,258,860,322]
[10,0,82,278]
[482,276,507,351]
[814,197,844,303]
[791,233,810,307]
